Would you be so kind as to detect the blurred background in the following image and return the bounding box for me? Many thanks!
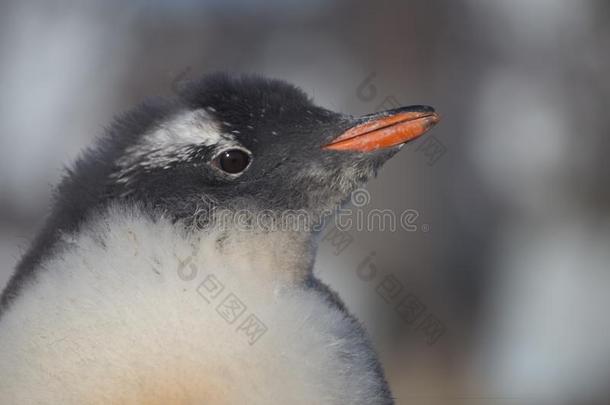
[1,0,609,404]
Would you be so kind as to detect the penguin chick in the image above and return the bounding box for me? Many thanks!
[0,73,439,404]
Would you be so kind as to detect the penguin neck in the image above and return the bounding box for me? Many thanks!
[185,203,327,286]
[199,225,318,286]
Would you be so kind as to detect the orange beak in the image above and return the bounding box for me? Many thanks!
[324,106,440,152]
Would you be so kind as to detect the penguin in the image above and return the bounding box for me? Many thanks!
[0,73,439,404]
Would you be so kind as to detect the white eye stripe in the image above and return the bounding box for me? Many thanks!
[112,109,239,182]
[145,109,227,148]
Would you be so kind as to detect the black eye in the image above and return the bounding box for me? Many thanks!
[216,149,251,174]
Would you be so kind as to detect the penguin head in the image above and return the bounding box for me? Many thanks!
[106,73,439,229]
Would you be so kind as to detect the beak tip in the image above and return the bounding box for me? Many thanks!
[428,112,441,126]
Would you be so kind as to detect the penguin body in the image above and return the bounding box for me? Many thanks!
[0,206,389,403]
[0,73,438,403]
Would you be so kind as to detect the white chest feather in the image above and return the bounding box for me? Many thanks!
[0,207,386,404]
